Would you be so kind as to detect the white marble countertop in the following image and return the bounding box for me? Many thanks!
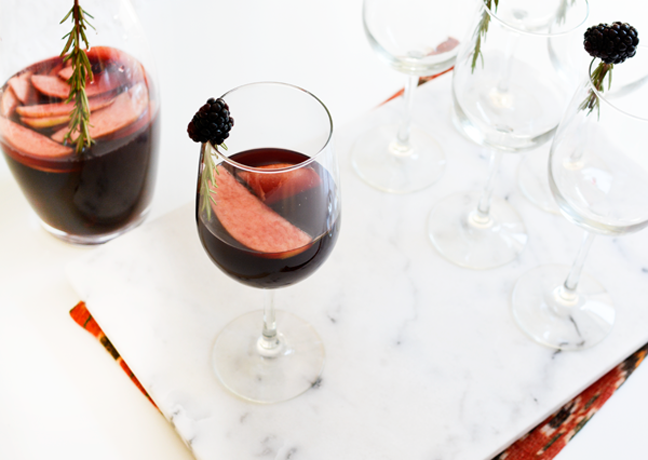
[1,1,647,459]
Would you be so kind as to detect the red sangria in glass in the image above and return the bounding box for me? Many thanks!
[194,82,340,403]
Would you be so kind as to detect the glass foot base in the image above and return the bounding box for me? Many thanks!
[212,310,325,404]
[427,192,527,269]
[351,124,446,194]
[512,265,615,351]
[517,150,560,214]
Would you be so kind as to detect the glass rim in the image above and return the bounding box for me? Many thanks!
[206,81,334,174]
[587,46,648,122]
[483,0,589,38]
[361,0,459,75]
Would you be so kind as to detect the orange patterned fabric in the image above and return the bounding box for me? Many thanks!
[69,301,158,409]
[494,343,648,459]
[380,68,454,106]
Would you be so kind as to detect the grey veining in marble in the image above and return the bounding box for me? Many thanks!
[67,74,648,460]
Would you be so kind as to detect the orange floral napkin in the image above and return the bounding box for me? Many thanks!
[70,301,157,410]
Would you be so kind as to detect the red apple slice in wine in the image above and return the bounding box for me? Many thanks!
[51,83,148,143]
[57,66,86,82]
[21,114,69,129]
[31,71,122,100]
[57,46,145,88]
[1,87,19,117]
[210,165,312,257]
[0,117,72,158]
[87,47,145,79]
[8,72,35,104]
[239,163,322,204]
[16,92,116,118]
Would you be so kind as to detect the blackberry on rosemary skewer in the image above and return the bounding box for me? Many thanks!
[188,97,235,220]
[580,22,639,115]
[187,97,234,146]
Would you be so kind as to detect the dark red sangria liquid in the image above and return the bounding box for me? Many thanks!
[197,148,340,289]
[0,48,159,242]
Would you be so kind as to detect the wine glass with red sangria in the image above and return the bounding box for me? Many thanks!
[0,0,160,244]
[191,82,340,403]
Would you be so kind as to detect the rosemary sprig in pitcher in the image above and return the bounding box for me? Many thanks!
[60,0,95,154]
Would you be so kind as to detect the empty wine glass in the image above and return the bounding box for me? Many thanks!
[195,82,340,403]
[517,145,562,214]
[512,45,648,350]
[351,0,474,194]
[517,17,590,214]
[427,0,589,269]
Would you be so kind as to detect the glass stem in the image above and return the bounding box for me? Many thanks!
[258,289,282,357]
[562,231,595,295]
[397,74,418,148]
[476,149,503,218]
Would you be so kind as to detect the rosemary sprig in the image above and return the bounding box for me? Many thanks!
[579,60,612,117]
[199,142,227,221]
[60,0,95,154]
[471,0,499,73]
[556,0,575,26]
[188,98,234,219]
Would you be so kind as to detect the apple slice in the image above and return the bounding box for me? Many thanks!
[80,70,124,97]
[239,163,322,204]
[32,71,122,100]
[1,87,19,117]
[8,72,34,104]
[57,66,80,82]
[48,61,64,77]
[57,47,145,86]
[21,114,69,129]
[16,92,116,118]
[51,83,148,143]
[85,46,144,79]
[0,117,72,158]
[86,46,126,63]
[210,165,312,255]
[30,74,72,99]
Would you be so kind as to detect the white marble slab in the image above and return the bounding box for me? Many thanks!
[67,73,648,460]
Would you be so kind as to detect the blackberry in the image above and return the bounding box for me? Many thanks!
[584,22,639,65]
[580,22,640,116]
[187,97,234,145]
